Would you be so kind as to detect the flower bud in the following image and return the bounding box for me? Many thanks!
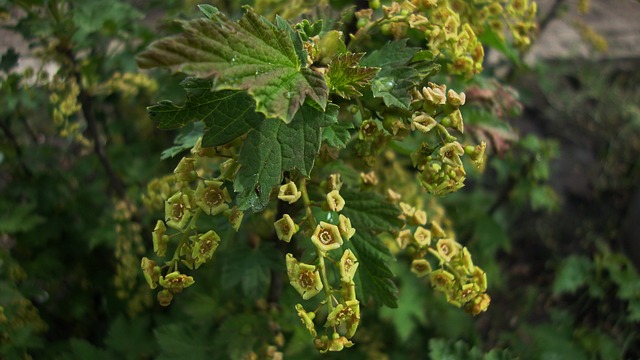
[338,214,356,240]
[295,304,317,337]
[339,249,359,282]
[152,220,169,257]
[157,289,173,307]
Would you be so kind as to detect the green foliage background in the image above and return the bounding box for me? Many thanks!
[1,0,640,359]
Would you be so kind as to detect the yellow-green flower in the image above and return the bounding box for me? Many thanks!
[411,209,428,226]
[152,220,169,257]
[165,191,192,230]
[141,257,160,289]
[190,230,220,268]
[430,269,455,291]
[311,222,344,252]
[195,180,231,215]
[460,247,475,274]
[339,249,359,282]
[447,89,466,107]
[223,206,244,232]
[295,304,317,337]
[413,226,431,247]
[410,113,437,133]
[465,142,486,169]
[439,142,465,167]
[326,190,345,212]
[443,109,464,133]
[472,266,488,292]
[173,157,197,182]
[396,229,412,249]
[436,238,460,262]
[159,271,195,293]
[411,259,432,278]
[465,293,491,316]
[326,300,360,338]
[274,214,298,243]
[338,214,356,240]
[286,254,323,300]
[278,182,301,204]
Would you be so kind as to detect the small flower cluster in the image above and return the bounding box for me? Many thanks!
[280,183,360,352]
[409,83,486,195]
[354,119,391,166]
[441,0,538,52]
[397,199,490,315]
[49,77,90,146]
[141,148,243,306]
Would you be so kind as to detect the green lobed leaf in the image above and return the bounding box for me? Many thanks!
[221,242,282,301]
[322,122,353,149]
[104,315,156,359]
[341,190,404,232]
[428,339,484,360]
[234,104,339,212]
[361,40,421,109]
[552,255,593,296]
[326,52,379,99]
[137,7,328,123]
[160,122,204,159]
[346,232,398,308]
[148,78,263,147]
[154,324,210,360]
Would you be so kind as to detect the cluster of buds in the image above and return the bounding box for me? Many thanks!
[284,187,360,352]
[397,199,490,315]
[419,5,483,77]
[354,119,391,166]
[407,83,485,195]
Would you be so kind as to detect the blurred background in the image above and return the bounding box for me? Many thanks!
[1,0,639,358]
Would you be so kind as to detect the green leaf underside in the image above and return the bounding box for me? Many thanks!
[347,232,398,308]
[137,7,328,123]
[342,190,404,232]
[149,78,263,147]
[361,40,420,109]
[326,53,379,99]
[234,104,339,212]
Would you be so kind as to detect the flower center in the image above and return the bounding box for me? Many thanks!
[172,203,185,219]
[319,230,333,245]
[299,270,316,289]
[204,188,223,206]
